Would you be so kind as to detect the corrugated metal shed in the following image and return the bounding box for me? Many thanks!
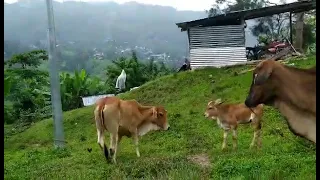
[81,94,114,106]
[188,25,247,69]
[176,1,315,69]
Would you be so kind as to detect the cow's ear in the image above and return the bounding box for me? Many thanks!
[254,71,271,85]
[254,61,273,85]
[214,98,222,105]
[152,107,157,118]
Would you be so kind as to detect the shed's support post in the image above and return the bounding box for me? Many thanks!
[295,11,304,52]
[289,11,293,45]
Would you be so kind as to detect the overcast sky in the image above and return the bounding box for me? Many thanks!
[5,0,296,11]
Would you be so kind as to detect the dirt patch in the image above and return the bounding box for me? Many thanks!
[187,153,211,168]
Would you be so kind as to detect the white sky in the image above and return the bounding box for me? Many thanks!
[4,0,296,11]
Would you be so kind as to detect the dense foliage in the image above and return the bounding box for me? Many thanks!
[4,50,173,125]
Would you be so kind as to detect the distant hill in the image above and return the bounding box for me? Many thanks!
[4,0,206,61]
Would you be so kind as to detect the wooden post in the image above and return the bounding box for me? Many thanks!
[241,18,246,49]
[295,11,304,52]
[187,29,191,56]
[289,12,293,45]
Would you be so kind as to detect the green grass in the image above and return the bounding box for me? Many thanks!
[5,56,316,180]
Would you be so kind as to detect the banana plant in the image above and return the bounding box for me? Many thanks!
[60,69,96,110]
[73,69,88,97]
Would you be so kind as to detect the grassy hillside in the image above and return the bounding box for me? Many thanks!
[5,56,316,180]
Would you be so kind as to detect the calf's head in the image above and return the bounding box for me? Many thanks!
[151,106,170,130]
[245,60,277,108]
[204,99,222,120]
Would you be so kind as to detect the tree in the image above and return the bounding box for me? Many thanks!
[6,50,48,69]
[251,12,290,45]
[207,0,266,17]
[4,50,50,124]
[4,76,12,97]
[292,11,316,50]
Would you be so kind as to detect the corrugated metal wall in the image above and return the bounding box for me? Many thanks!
[188,25,247,68]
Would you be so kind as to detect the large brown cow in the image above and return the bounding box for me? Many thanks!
[245,60,316,143]
[204,99,264,150]
[94,96,170,163]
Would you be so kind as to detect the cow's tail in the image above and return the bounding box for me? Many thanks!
[96,104,111,162]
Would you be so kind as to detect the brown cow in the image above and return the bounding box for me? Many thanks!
[245,60,316,143]
[204,99,264,150]
[94,96,170,163]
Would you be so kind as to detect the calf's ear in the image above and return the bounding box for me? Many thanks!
[152,107,158,118]
[214,98,222,105]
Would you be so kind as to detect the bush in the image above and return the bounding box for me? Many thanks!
[4,101,15,124]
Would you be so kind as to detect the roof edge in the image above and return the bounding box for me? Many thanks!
[176,0,315,31]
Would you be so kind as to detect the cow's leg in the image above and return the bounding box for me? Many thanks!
[133,132,140,157]
[128,127,140,158]
[95,109,110,161]
[250,119,262,148]
[109,133,115,157]
[231,126,238,150]
[222,129,229,150]
[256,121,262,148]
[250,131,257,148]
[96,128,110,161]
[116,134,123,155]
[97,129,103,149]
[110,133,119,164]
[102,109,119,163]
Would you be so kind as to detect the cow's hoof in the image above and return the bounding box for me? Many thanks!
[109,148,115,156]
[103,145,112,162]
[112,158,117,164]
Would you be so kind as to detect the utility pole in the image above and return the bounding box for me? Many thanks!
[45,0,65,148]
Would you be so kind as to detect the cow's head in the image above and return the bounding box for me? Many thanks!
[151,106,170,130]
[204,99,222,120]
[245,60,278,108]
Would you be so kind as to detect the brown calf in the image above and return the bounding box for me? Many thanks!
[204,99,264,150]
[94,96,170,163]
[245,60,316,143]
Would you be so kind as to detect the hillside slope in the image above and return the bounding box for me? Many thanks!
[4,57,316,179]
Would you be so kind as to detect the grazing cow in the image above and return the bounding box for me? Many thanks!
[245,60,316,143]
[204,99,264,150]
[94,96,170,163]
